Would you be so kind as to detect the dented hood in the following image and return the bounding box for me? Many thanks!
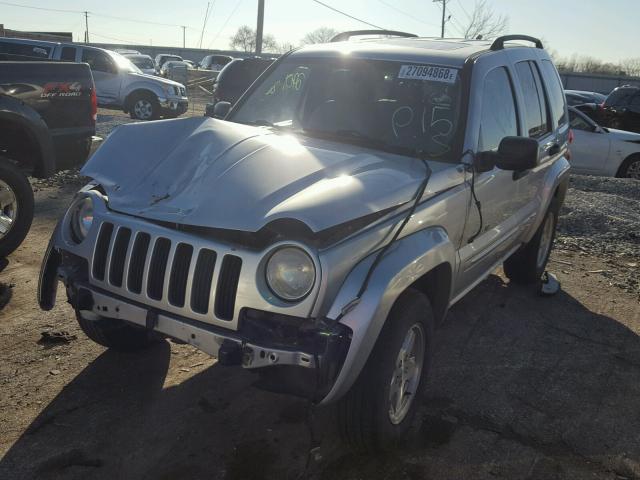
[82,117,430,233]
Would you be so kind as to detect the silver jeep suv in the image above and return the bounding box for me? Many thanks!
[39,32,570,449]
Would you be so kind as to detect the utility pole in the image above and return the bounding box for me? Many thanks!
[181,26,186,48]
[433,0,448,38]
[84,11,89,43]
[255,0,264,55]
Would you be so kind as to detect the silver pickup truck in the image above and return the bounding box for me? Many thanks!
[0,38,188,120]
[39,32,570,450]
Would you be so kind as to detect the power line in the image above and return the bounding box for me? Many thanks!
[208,0,243,49]
[0,1,198,30]
[455,0,472,21]
[310,0,385,30]
[375,0,440,28]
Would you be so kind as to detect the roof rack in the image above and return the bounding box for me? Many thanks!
[330,30,417,42]
[490,35,544,51]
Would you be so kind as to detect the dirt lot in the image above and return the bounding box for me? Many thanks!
[1,108,639,479]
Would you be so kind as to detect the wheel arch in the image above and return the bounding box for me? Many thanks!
[0,99,55,178]
[320,226,456,404]
[124,88,159,112]
[616,152,640,178]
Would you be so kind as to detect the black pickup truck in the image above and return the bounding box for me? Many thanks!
[0,61,96,257]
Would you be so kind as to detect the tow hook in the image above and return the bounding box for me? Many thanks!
[218,340,243,366]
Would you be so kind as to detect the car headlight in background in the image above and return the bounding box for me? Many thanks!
[265,247,316,302]
[70,196,94,243]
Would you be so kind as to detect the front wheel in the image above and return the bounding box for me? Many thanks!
[337,289,433,452]
[0,159,34,258]
[129,92,160,121]
[504,203,558,284]
[617,155,640,180]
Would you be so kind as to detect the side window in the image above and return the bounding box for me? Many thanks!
[516,61,550,138]
[606,89,634,107]
[569,110,593,132]
[630,94,640,108]
[479,67,518,152]
[541,60,567,126]
[82,49,113,73]
[60,47,76,62]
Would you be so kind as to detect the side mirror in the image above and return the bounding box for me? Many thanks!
[477,136,539,172]
[213,101,231,119]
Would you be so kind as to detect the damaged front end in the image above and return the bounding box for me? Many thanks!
[38,188,352,402]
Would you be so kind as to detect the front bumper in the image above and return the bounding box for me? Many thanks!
[38,199,351,401]
[158,96,188,115]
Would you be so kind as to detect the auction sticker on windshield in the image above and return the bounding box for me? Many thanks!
[398,65,458,84]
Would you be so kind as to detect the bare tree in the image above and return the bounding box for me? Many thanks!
[301,27,338,45]
[621,58,640,77]
[229,25,255,52]
[461,0,508,40]
[262,33,279,53]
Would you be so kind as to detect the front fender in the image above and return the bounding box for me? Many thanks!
[122,81,167,104]
[319,226,455,404]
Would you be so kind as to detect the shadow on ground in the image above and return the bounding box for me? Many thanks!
[2,275,639,480]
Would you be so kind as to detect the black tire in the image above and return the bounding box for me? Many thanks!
[76,312,161,352]
[617,154,640,180]
[337,289,434,452]
[0,159,34,258]
[504,201,559,284]
[128,92,160,121]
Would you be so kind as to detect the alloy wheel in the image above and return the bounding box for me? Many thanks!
[0,179,18,239]
[388,323,425,425]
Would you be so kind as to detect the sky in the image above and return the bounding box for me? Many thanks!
[1,0,639,62]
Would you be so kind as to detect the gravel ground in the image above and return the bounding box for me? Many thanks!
[557,175,640,300]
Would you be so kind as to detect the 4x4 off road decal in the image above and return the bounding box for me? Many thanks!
[398,65,458,84]
[41,82,82,98]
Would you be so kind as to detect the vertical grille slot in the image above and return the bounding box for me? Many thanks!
[190,249,217,314]
[108,227,131,287]
[147,238,171,300]
[127,232,151,294]
[168,243,193,307]
[215,255,242,320]
[92,222,114,280]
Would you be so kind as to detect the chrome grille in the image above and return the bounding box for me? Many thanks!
[91,222,242,324]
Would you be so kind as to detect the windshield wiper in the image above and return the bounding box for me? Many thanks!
[302,128,429,159]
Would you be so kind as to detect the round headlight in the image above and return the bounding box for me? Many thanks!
[71,196,94,243]
[266,247,316,302]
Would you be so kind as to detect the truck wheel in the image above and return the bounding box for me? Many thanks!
[503,201,558,284]
[129,92,159,121]
[76,312,161,352]
[0,159,34,258]
[337,289,433,452]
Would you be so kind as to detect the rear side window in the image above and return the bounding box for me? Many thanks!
[569,110,593,132]
[541,60,567,126]
[479,67,518,151]
[61,47,76,62]
[516,61,550,138]
[0,41,50,58]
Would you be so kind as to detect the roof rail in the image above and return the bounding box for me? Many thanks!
[330,30,417,42]
[490,35,544,51]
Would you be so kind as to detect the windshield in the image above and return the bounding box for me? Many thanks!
[129,56,154,69]
[108,50,142,74]
[230,57,462,160]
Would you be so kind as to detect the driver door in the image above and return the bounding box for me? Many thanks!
[81,48,122,105]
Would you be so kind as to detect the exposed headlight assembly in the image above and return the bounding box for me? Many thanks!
[70,196,94,243]
[265,247,316,302]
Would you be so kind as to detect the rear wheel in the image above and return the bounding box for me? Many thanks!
[76,312,161,352]
[129,92,160,121]
[0,159,34,258]
[504,202,558,284]
[617,155,640,180]
[337,289,433,452]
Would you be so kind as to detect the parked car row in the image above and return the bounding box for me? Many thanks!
[0,38,188,120]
